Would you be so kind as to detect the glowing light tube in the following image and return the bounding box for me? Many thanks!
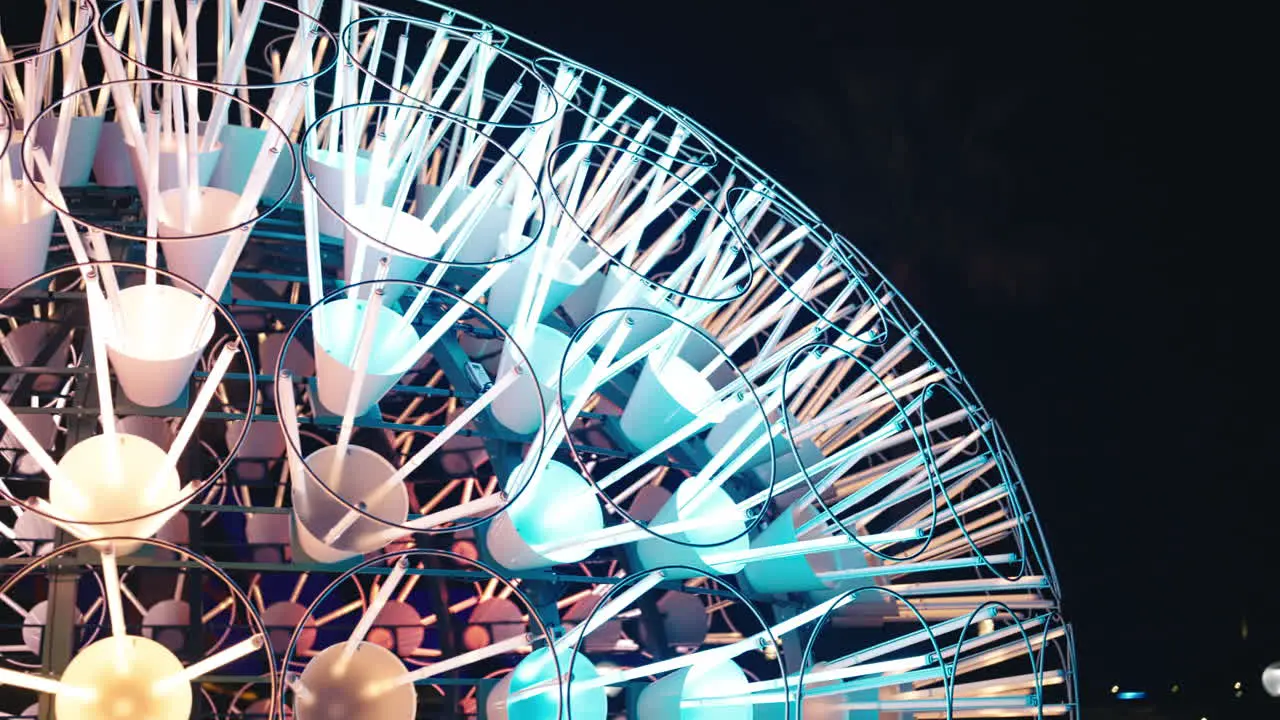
[155,343,238,489]
[828,607,999,670]
[363,491,510,549]
[0,666,94,700]
[335,557,409,672]
[510,592,858,702]
[30,149,123,480]
[152,634,266,694]
[685,693,1042,711]
[371,631,533,695]
[199,0,265,151]
[394,262,510,373]
[701,529,924,569]
[531,509,745,558]
[508,315,629,498]
[30,499,101,541]
[329,257,389,489]
[0,396,75,489]
[399,491,508,531]
[683,655,933,708]
[554,571,665,652]
[99,543,132,669]
[326,367,521,536]
[277,370,310,515]
[817,553,1018,582]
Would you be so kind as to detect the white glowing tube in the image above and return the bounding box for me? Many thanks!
[571,167,710,286]
[704,225,812,304]
[387,15,449,125]
[794,455,934,538]
[828,607,1000,670]
[373,631,533,694]
[398,491,508,532]
[563,117,656,242]
[800,421,988,518]
[145,109,161,283]
[86,286,123,485]
[191,222,252,347]
[93,22,155,191]
[343,489,506,545]
[694,654,934,702]
[554,571,664,652]
[48,9,89,184]
[824,554,1020,584]
[152,634,266,694]
[511,591,859,702]
[100,543,132,668]
[335,557,409,672]
[393,261,510,373]
[590,398,725,495]
[702,529,923,570]
[676,415,781,516]
[0,396,76,490]
[277,370,310,514]
[27,1,59,122]
[328,257,389,490]
[0,666,94,699]
[732,420,903,512]
[300,175,326,335]
[30,498,101,540]
[837,452,989,534]
[158,344,238,489]
[200,0,265,151]
[533,500,747,557]
[28,154,122,473]
[390,368,518,488]
[229,91,306,221]
[508,314,631,499]
[686,687,1039,711]
[548,94,637,189]
[889,470,1003,534]
[265,1,320,98]
[388,32,409,105]
[329,369,518,541]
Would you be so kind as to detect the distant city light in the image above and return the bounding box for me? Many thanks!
[1110,685,1119,694]
[1263,662,1280,697]
[1171,683,1181,693]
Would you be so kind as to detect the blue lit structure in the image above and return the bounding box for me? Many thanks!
[0,0,1076,717]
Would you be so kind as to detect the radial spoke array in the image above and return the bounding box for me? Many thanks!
[0,1,1074,718]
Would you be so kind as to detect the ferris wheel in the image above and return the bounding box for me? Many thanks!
[0,0,1075,717]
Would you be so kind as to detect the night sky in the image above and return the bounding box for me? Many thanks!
[431,0,1265,712]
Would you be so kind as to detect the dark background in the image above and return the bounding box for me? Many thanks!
[426,0,1266,715]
